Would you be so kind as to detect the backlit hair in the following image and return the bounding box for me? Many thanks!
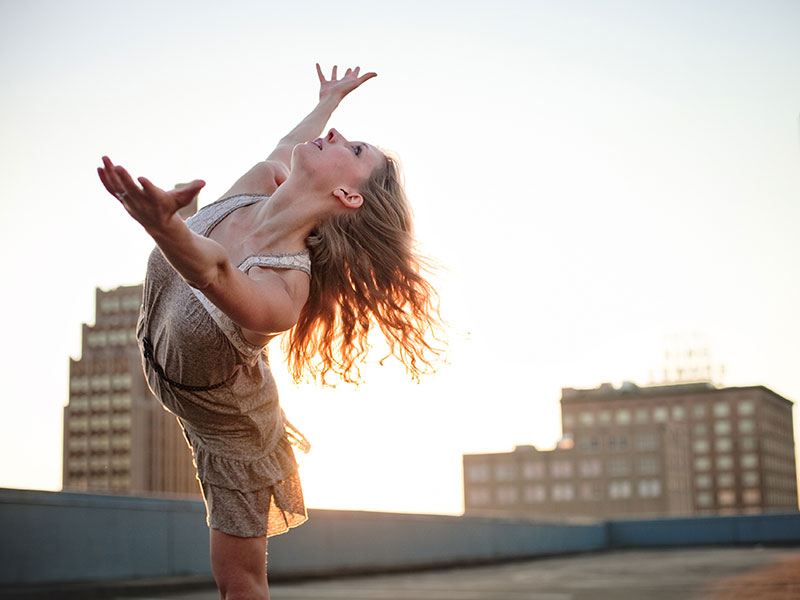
[283,154,442,385]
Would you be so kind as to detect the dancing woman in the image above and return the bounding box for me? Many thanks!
[97,64,440,600]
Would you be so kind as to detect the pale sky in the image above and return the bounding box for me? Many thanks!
[1,0,798,514]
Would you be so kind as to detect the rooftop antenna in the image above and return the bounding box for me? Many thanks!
[650,331,725,386]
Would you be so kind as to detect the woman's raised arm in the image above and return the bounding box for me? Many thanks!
[268,64,377,169]
[219,64,376,199]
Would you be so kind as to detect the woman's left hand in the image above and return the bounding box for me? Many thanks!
[317,63,377,103]
[97,156,205,234]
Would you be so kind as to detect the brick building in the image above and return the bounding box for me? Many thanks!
[62,285,199,497]
[463,382,797,519]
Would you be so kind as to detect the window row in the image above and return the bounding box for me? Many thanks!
[692,434,757,454]
[468,479,664,506]
[563,399,757,429]
[68,435,132,452]
[69,456,132,471]
[99,295,142,314]
[693,454,758,471]
[85,329,138,348]
[696,488,761,507]
[70,375,133,393]
[467,456,663,483]
[695,471,760,489]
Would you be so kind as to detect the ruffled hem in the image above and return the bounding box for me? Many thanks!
[202,471,307,538]
[193,434,300,493]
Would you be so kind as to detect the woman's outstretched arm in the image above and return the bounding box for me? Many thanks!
[219,64,377,198]
[98,157,302,334]
[268,64,377,168]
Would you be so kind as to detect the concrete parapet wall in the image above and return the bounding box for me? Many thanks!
[268,511,607,577]
[1,488,798,587]
[607,512,800,548]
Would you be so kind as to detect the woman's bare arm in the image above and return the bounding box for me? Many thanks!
[219,64,377,198]
[98,157,301,334]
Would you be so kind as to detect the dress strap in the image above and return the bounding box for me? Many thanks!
[239,251,311,276]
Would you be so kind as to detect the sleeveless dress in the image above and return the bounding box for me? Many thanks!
[136,193,310,538]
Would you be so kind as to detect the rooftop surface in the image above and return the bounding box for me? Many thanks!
[40,545,797,600]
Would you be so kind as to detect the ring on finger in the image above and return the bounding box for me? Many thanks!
[115,192,128,201]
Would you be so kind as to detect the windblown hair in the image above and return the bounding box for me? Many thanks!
[283,154,442,385]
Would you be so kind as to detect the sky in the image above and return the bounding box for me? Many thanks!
[0,0,798,515]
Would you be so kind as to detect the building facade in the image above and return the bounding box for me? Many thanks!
[463,382,797,519]
[62,285,199,497]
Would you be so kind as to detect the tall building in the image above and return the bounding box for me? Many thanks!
[62,285,199,497]
[463,382,797,519]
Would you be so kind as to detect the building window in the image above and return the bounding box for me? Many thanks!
[562,414,575,428]
[671,406,686,421]
[714,420,731,435]
[598,410,612,425]
[717,455,733,470]
[551,460,573,478]
[638,479,662,498]
[552,484,574,501]
[718,490,736,506]
[68,436,89,451]
[740,437,757,451]
[609,480,632,499]
[715,438,732,453]
[696,491,713,507]
[653,407,668,423]
[579,437,600,453]
[468,488,490,506]
[580,412,595,426]
[742,471,759,486]
[739,419,755,434]
[694,456,711,471]
[609,457,631,476]
[467,464,490,483]
[122,295,141,311]
[496,486,518,505]
[741,454,758,469]
[581,482,603,501]
[743,489,761,505]
[636,433,659,451]
[713,402,730,417]
[693,423,708,436]
[695,474,712,489]
[579,458,602,477]
[717,472,734,488]
[495,463,518,482]
[635,408,649,424]
[608,435,628,451]
[615,409,631,425]
[70,377,90,393]
[692,404,707,419]
[522,461,544,480]
[637,456,661,475]
[110,435,131,450]
[738,400,755,416]
[111,394,131,409]
[523,485,546,503]
[693,439,709,453]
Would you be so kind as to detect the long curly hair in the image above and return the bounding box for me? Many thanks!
[282,154,442,385]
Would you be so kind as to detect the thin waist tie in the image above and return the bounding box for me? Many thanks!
[141,336,231,392]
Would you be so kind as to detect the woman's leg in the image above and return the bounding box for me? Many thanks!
[210,528,269,600]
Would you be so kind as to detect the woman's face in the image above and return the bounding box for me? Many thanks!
[293,128,384,194]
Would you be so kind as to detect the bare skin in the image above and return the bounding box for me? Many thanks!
[98,64,381,600]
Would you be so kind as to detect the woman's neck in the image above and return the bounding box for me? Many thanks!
[249,180,325,252]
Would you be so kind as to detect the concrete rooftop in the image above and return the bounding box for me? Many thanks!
[26,545,794,600]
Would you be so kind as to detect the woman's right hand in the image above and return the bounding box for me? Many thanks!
[97,156,205,233]
[316,63,377,104]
